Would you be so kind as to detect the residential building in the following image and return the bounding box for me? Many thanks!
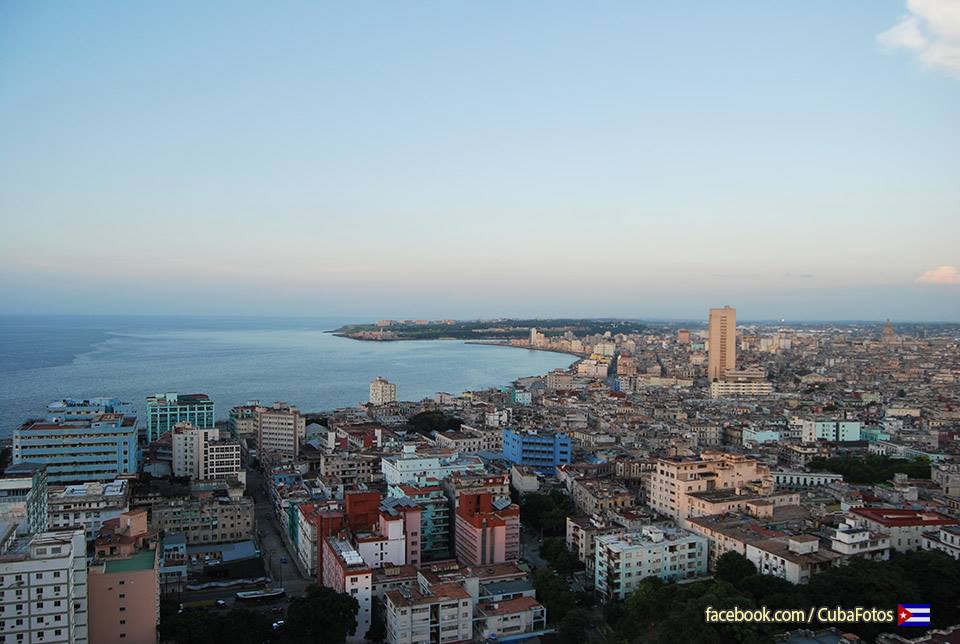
[708,306,736,381]
[389,484,451,562]
[502,429,572,472]
[475,596,547,642]
[0,462,49,534]
[922,525,960,560]
[745,535,842,584]
[370,377,398,406]
[709,376,773,398]
[566,515,623,577]
[0,525,88,644]
[171,422,244,485]
[87,549,159,644]
[47,479,131,540]
[322,536,372,641]
[228,401,266,439]
[799,419,862,443]
[829,517,890,561]
[594,526,708,600]
[385,581,473,644]
[14,413,137,484]
[381,446,485,487]
[150,496,255,544]
[145,393,214,443]
[849,508,957,553]
[256,402,305,464]
[647,452,770,524]
[454,493,520,566]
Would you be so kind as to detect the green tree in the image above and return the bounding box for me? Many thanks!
[283,585,359,644]
[714,551,757,586]
[558,608,591,643]
[366,597,388,643]
[532,568,576,623]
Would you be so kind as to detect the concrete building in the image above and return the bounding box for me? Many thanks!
[381,446,485,487]
[145,393,214,443]
[849,508,957,553]
[0,463,49,534]
[799,419,862,443]
[502,429,572,472]
[87,549,159,644]
[255,402,305,464]
[566,516,623,577]
[385,580,473,644]
[647,452,770,524]
[709,376,773,398]
[389,484,451,562]
[829,517,890,561]
[708,306,736,382]
[14,414,137,484]
[322,536,372,641]
[370,377,398,406]
[0,525,88,644]
[171,422,244,485]
[47,479,131,541]
[228,401,266,439]
[150,496,255,545]
[745,535,841,584]
[922,525,960,560]
[594,526,708,600]
[454,493,520,566]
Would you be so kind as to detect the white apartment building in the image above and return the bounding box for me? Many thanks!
[594,526,708,600]
[745,535,841,584]
[772,471,844,488]
[709,379,773,398]
[256,402,305,464]
[829,518,890,561]
[381,446,485,486]
[171,422,244,486]
[46,480,130,541]
[922,525,960,560]
[850,508,958,553]
[370,377,398,406]
[385,581,473,644]
[0,525,88,644]
[798,419,862,443]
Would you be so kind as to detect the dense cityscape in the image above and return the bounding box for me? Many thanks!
[1,308,959,644]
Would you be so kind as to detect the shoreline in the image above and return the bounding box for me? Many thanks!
[463,340,585,361]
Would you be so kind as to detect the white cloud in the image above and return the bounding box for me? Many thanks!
[878,0,960,77]
[916,265,960,284]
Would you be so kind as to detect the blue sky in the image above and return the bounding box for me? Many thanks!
[1,1,958,321]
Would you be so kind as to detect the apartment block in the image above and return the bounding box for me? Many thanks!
[370,377,398,406]
[0,526,88,644]
[594,526,708,600]
[47,479,131,541]
[0,463,49,534]
[150,496,255,545]
[145,393,214,443]
[255,402,305,464]
[502,429,572,472]
[322,536,372,641]
[87,549,159,644]
[454,493,520,566]
[171,422,243,485]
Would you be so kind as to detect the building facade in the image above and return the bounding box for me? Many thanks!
[145,393,215,443]
[370,377,398,406]
[594,526,708,600]
[707,306,736,382]
[502,429,572,472]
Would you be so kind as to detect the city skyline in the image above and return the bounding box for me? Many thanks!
[1,2,958,321]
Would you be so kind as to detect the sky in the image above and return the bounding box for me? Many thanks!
[1,1,958,322]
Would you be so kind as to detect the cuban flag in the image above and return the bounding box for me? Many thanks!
[898,604,931,626]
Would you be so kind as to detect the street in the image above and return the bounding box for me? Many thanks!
[246,466,312,597]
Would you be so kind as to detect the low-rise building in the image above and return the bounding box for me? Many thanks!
[150,496,255,544]
[849,508,957,553]
[745,535,841,584]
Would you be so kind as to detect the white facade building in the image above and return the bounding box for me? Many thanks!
[171,422,244,485]
[381,446,485,486]
[0,525,88,644]
[47,480,130,541]
[594,526,708,600]
[255,402,305,464]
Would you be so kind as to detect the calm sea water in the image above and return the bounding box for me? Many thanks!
[0,315,574,437]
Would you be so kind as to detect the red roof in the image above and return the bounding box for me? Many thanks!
[851,507,958,528]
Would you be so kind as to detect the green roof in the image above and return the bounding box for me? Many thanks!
[103,550,156,573]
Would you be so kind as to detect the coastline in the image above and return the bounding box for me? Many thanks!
[463,340,585,361]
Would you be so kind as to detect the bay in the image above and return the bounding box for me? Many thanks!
[0,315,574,437]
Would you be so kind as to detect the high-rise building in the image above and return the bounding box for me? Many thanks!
[228,401,266,439]
[369,377,398,405]
[707,306,736,382]
[255,402,305,464]
[0,525,88,644]
[171,422,244,485]
[0,462,49,534]
[88,526,159,644]
[454,492,520,566]
[145,393,214,443]
[14,413,137,484]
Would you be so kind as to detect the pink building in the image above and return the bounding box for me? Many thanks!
[88,548,159,644]
[454,492,520,566]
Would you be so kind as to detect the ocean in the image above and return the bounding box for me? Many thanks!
[0,315,575,437]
